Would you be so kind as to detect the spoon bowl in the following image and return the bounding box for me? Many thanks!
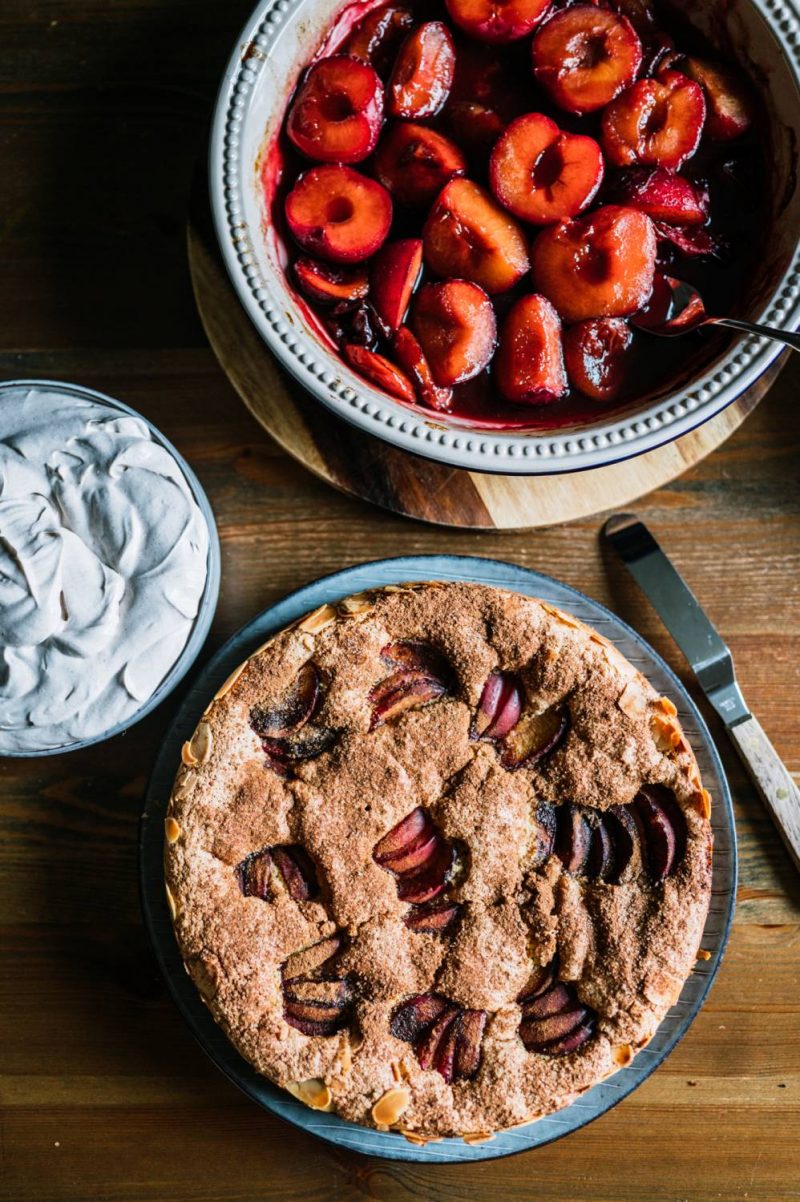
[637,276,800,353]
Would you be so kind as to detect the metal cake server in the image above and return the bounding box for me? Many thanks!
[604,513,800,871]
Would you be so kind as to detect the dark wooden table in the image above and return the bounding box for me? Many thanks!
[2,4,799,1199]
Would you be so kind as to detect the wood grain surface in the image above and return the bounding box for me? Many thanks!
[1,3,799,1200]
[189,194,782,530]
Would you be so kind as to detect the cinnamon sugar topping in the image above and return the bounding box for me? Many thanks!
[165,582,712,1138]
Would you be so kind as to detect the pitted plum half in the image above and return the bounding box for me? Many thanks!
[564,317,634,401]
[286,56,384,164]
[285,165,392,263]
[532,5,642,114]
[494,294,567,405]
[388,21,456,119]
[411,280,497,388]
[602,69,706,170]
[490,113,604,225]
[531,205,657,322]
[343,3,415,76]
[423,178,530,296]
[683,56,755,141]
[445,0,552,44]
[373,122,467,209]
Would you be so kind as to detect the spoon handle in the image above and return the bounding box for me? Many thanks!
[712,316,800,352]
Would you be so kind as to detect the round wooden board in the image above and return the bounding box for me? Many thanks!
[189,197,784,530]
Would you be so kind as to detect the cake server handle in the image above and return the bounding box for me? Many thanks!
[727,715,800,872]
[603,513,800,872]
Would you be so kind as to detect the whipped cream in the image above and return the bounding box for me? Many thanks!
[0,387,210,752]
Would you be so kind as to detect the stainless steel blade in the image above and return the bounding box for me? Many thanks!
[603,513,750,727]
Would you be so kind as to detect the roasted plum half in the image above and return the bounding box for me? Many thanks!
[532,206,658,323]
[286,56,384,164]
[285,166,392,263]
[490,113,605,225]
[532,6,642,114]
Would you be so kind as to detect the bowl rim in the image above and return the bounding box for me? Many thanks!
[210,0,800,476]
[0,378,221,757]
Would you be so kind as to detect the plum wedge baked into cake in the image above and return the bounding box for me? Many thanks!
[165,582,712,1141]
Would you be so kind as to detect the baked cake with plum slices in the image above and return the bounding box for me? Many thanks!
[264,0,764,429]
[165,582,713,1140]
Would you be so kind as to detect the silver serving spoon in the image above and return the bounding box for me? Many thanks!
[637,276,800,352]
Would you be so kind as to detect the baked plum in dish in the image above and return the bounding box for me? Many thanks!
[267,0,764,431]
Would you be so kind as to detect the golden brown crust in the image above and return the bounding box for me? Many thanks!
[165,582,712,1139]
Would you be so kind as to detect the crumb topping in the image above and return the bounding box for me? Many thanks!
[165,582,712,1138]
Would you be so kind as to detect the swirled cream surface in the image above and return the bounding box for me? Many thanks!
[0,387,210,752]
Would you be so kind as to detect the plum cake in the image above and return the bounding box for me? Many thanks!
[165,582,713,1141]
